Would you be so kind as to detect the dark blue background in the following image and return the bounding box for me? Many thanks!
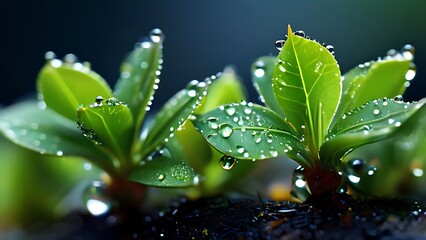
[2,0,425,107]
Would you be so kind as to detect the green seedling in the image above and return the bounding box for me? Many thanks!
[0,29,248,214]
[193,25,425,200]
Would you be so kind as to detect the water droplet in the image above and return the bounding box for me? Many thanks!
[294,30,305,38]
[394,95,404,101]
[386,49,398,57]
[95,96,103,105]
[388,118,395,124]
[56,150,63,156]
[224,106,236,116]
[348,158,365,174]
[270,150,278,157]
[157,173,166,181]
[150,28,164,43]
[254,61,266,78]
[64,53,78,64]
[44,51,56,60]
[405,63,416,81]
[83,181,111,216]
[348,175,361,184]
[253,135,262,143]
[207,117,219,129]
[218,124,233,138]
[401,44,415,60]
[244,107,252,115]
[187,89,197,97]
[341,114,347,119]
[236,145,245,153]
[50,59,62,68]
[373,109,380,115]
[275,40,285,51]
[220,155,236,170]
[412,168,424,177]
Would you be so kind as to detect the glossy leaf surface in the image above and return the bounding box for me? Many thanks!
[129,154,195,187]
[77,98,134,161]
[321,98,425,166]
[193,103,309,166]
[335,51,413,121]
[113,29,163,137]
[273,26,341,155]
[37,59,112,121]
[251,56,285,117]
[141,79,209,157]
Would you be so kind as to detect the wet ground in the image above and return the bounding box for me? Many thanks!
[16,194,426,240]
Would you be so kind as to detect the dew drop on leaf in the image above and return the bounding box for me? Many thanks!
[275,40,285,51]
[149,28,164,43]
[254,61,266,78]
[220,155,236,170]
[401,44,415,60]
[373,109,380,115]
[207,117,219,129]
[236,145,245,153]
[157,173,166,181]
[224,106,236,116]
[218,124,233,138]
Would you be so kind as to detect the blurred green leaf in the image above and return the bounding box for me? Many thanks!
[272,26,341,155]
[113,30,163,139]
[129,154,195,187]
[193,103,309,166]
[37,59,112,121]
[251,56,286,117]
[321,98,425,167]
[335,52,413,121]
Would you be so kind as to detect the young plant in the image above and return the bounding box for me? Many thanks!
[0,29,220,210]
[193,25,425,199]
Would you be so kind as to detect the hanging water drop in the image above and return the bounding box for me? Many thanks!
[405,63,416,81]
[83,181,111,216]
[218,124,233,138]
[254,61,266,78]
[294,30,306,38]
[150,28,164,43]
[220,155,236,170]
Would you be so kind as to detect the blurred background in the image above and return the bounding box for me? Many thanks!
[2,0,426,107]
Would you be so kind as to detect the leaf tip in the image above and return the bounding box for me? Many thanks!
[287,24,293,37]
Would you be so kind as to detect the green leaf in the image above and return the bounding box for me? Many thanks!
[193,103,310,166]
[37,58,113,121]
[272,26,341,156]
[128,154,195,187]
[171,68,246,172]
[321,98,425,167]
[252,56,286,117]
[77,98,134,163]
[335,50,414,121]
[140,79,210,158]
[0,102,116,175]
[113,29,163,139]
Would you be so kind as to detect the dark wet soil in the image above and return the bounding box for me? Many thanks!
[26,194,426,240]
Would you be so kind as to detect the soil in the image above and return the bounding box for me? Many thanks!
[21,192,426,240]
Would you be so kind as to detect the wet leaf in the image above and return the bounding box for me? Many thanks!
[113,29,163,138]
[335,49,413,121]
[140,79,210,157]
[193,103,309,166]
[77,98,134,162]
[251,56,286,117]
[129,154,195,187]
[321,98,425,167]
[37,58,112,121]
[0,102,115,174]
[172,69,246,172]
[273,25,341,155]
